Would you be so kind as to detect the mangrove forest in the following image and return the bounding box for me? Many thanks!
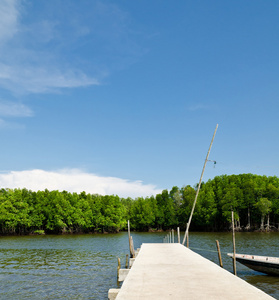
[1,173,279,235]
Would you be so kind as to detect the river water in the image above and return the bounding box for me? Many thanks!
[0,232,278,299]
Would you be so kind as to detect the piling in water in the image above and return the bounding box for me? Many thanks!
[216,240,223,268]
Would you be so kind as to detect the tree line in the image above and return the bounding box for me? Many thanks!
[0,173,279,235]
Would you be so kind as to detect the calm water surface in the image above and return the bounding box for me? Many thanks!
[0,232,278,299]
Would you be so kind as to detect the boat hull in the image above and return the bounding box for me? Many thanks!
[227,253,279,276]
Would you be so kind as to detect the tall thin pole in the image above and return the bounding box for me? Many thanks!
[216,240,223,268]
[117,257,121,281]
[128,220,131,255]
[232,210,237,276]
[128,220,134,258]
[182,124,218,245]
[177,227,180,244]
[186,224,189,248]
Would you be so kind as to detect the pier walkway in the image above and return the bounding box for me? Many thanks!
[113,243,275,300]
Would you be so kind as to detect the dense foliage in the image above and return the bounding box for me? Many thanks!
[0,189,126,234]
[1,174,279,235]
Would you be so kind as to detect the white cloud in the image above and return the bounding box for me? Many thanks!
[0,64,100,94]
[0,169,162,198]
[0,100,33,117]
[0,1,100,94]
[0,1,144,95]
[0,0,19,43]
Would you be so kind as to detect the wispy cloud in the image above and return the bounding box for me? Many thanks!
[0,1,101,95]
[0,64,99,94]
[0,0,19,43]
[0,0,146,96]
[187,104,209,111]
[0,169,162,198]
[0,118,25,129]
[0,99,32,129]
[0,100,33,117]
[0,0,145,128]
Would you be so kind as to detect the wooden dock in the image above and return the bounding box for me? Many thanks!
[109,243,275,300]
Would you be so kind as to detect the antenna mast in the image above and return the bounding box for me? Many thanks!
[182,124,218,245]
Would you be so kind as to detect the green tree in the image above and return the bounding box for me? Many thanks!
[254,197,272,230]
[178,185,196,229]
[195,184,217,230]
[130,197,156,231]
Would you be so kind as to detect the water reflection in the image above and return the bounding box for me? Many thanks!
[0,232,278,299]
[185,232,279,299]
[0,234,127,299]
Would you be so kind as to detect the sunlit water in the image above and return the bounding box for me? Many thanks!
[0,232,278,299]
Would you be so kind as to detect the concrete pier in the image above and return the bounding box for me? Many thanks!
[115,243,275,300]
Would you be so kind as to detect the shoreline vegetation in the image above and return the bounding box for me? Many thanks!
[1,174,279,236]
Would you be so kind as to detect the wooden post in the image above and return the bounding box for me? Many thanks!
[128,220,132,258]
[182,124,218,246]
[216,240,223,268]
[125,254,129,269]
[172,229,174,243]
[177,227,180,244]
[117,257,121,281]
[232,210,237,276]
[128,220,136,258]
[130,236,135,258]
[186,223,189,248]
[128,220,130,239]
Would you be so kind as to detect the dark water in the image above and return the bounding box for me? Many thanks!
[0,232,278,299]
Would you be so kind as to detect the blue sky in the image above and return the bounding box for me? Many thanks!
[0,0,278,198]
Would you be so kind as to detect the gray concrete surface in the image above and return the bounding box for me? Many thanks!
[118,269,130,282]
[108,288,120,300]
[115,243,275,300]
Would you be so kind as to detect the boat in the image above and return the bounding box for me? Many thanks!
[227,253,279,276]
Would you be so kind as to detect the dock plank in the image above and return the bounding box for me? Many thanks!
[116,243,275,300]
